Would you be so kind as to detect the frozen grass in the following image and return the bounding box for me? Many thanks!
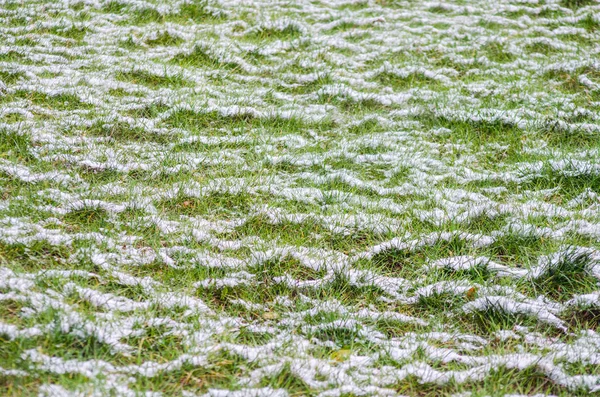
[2,0,600,395]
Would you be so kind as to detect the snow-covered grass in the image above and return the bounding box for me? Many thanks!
[2,0,600,395]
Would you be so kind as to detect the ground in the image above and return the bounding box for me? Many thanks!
[1,0,600,395]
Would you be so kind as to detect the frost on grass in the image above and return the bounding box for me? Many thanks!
[2,0,600,395]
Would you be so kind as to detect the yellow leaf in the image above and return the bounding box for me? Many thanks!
[262,311,279,320]
[330,349,351,362]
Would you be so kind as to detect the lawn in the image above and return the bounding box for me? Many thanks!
[1,0,600,395]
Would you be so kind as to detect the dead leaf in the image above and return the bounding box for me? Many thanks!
[330,349,351,362]
[466,287,478,301]
[262,311,279,320]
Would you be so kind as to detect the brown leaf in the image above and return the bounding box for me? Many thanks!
[466,287,478,301]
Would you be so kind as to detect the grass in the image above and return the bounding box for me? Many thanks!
[0,51,29,63]
[172,1,225,23]
[0,241,69,271]
[2,0,600,395]
[115,69,192,89]
[63,207,109,229]
[244,25,303,41]
[129,351,247,394]
[259,363,313,395]
[530,248,598,301]
[125,102,169,118]
[0,130,35,163]
[250,256,325,281]
[560,0,597,9]
[145,31,183,47]
[524,161,600,195]
[277,73,332,94]
[375,71,438,91]
[417,113,524,148]
[487,233,548,265]
[481,42,516,63]
[86,120,174,143]
[466,304,553,335]
[163,108,335,137]
[394,366,563,396]
[170,46,242,70]
[566,308,600,330]
[32,25,89,41]
[578,13,600,31]
[1,91,92,110]
[0,71,24,85]
[156,191,254,218]
[369,235,471,277]
[103,2,223,26]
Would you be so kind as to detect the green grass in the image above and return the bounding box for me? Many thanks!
[250,255,326,281]
[0,130,35,162]
[156,191,254,218]
[259,363,313,395]
[130,351,246,394]
[115,69,192,89]
[63,207,110,231]
[170,46,242,71]
[394,366,563,396]
[277,73,332,94]
[32,25,88,40]
[413,113,528,160]
[578,13,600,31]
[145,31,184,47]
[163,108,335,137]
[244,25,303,41]
[86,120,175,143]
[1,91,92,110]
[0,241,69,272]
[481,42,516,63]
[524,162,600,195]
[561,0,597,9]
[530,249,598,301]
[375,71,438,90]
[0,71,24,85]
